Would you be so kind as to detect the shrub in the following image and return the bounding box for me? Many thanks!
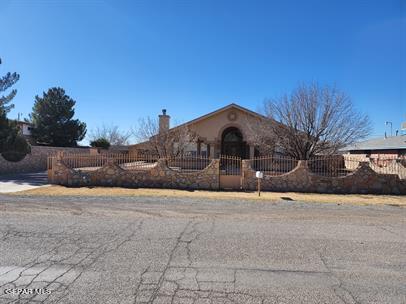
[90,137,110,149]
[1,135,31,162]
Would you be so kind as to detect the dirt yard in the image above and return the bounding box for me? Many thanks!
[9,185,406,206]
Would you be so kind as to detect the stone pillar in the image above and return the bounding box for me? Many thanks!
[297,160,309,169]
[241,160,254,191]
[56,151,63,160]
[249,145,255,159]
[358,161,369,168]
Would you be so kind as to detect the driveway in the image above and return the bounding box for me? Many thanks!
[0,172,49,193]
[0,195,404,303]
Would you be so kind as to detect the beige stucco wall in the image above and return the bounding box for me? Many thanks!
[129,106,264,158]
[188,107,260,143]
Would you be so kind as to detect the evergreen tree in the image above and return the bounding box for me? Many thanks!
[31,87,87,147]
[1,134,31,162]
[90,137,111,149]
[0,58,20,152]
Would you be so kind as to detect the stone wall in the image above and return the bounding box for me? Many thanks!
[242,160,406,195]
[0,146,93,175]
[49,156,406,194]
[51,158,220,190]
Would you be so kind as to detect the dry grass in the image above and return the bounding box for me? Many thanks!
[8,185,406,206]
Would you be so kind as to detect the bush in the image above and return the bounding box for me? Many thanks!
[1,135,31,162]
[90,137,110,149]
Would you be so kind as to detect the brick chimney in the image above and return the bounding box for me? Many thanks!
[159,109,170,133]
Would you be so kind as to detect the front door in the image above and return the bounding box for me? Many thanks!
[221,127,245,158]
[220,127,244,189]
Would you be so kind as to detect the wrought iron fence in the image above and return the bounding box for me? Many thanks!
[248,155,298,176]
[309,155,360,177]
[55,153,159,171]
[50,151,406,179]
[116,154,159,170]
[220,155,241,175]
[165,155,211,172]
[368,157,406,179]
[59,153,106,170]
[49,153,214,172]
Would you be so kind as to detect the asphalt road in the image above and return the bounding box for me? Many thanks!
[0,195,405,304]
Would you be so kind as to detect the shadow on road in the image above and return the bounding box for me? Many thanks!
[0,171,48,186]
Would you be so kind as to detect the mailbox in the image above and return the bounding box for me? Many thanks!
[256,171,263,179]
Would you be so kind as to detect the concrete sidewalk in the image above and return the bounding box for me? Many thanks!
[0,172,50,193]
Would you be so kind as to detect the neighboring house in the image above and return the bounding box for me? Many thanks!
[130,103,270,159]
[107,145,130,153]
[342,135,406,158]
[16,121,35,144]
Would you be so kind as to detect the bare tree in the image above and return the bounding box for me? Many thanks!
[89,124,132,146]
[133,117,197,158]
[254,83,371,159]
[244,116,277,155]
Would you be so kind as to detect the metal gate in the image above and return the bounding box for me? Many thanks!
[219,155,242,190]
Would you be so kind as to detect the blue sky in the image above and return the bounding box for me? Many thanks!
[0,0,405,144]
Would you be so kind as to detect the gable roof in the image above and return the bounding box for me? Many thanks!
[130,103,270,147]
[174,103,268,129]
[343,135,406,151]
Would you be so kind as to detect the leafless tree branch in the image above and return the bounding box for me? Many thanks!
[89,124,132,146]
[132,117,197,158]
[251,83,371,159]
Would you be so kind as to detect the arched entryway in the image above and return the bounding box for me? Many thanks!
[221,127,247,158]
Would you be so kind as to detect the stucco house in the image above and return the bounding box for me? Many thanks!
[16,120,35,144]
[130,103,269,158]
